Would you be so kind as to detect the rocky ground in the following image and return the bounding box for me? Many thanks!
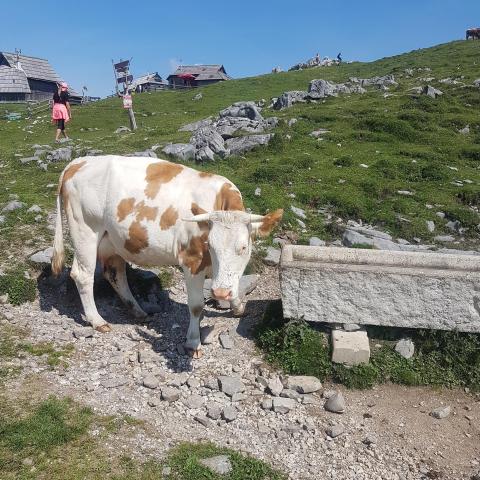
[1,267,479,480]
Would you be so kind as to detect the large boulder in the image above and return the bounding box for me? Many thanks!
[219,101,263,121]
[423,85,443,98]
[190,126,229,159]
[351,74,397,88]
[215,117,264,138]
[162,143,195,161]
[273,91,308,110]
[225,134,273,156]
[308,79,339,98]
[178,117,213,132]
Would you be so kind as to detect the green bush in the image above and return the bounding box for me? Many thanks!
[256,300,480,391]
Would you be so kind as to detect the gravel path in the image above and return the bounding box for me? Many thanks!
[1,267,479,480]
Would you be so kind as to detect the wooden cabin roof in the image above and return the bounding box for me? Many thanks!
[0,65,31,93]
[0,52,62,83]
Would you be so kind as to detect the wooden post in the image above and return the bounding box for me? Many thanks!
[124,67,137,131]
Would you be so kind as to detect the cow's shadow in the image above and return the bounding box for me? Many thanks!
[36,267,270,373]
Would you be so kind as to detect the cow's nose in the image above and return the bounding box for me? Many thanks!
[211,288,232,301]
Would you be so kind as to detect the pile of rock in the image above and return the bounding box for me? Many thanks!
[289,55,339,71]
[163,101,278,162]
[272,75,396,110]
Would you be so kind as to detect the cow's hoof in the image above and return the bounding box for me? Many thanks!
[95,324,112,333]
[232,304,246,317]
[186,348,203,359]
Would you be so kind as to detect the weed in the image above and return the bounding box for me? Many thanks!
[0,268,36,306]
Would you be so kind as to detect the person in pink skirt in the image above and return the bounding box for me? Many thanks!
[52,82,72,142]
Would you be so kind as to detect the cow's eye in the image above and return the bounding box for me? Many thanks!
[237,245,248,255]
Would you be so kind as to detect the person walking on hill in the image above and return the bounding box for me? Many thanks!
[52,82,71,143]
[337,52,343,64]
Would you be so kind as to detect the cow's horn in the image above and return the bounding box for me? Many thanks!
[249,214,265,222]
[183,213,210,222]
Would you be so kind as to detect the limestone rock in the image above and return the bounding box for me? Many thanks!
[47,147,72,162]
[324,392,346,413]
[263,247,281,266]
[199,455,232,475]
[395,338,415,359]
[272,397,296,414]
[331,330,370,366]
[218,376,244,397]
[225,134,273,156]
[285,375,322,394]
[431,406,451,419]
[29,247,54,265]
[161,387,180,402]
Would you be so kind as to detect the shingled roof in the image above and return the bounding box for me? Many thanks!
[169,64,231,81]
[0,52,62,83]
[0,65,31,93]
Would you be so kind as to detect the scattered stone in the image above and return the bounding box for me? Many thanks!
[148,397,161,407]
[285,376,322,394]
[115,126,131,134]
[143,375,160,389]
[263,247,281,266]
[29,247,54,265]
[261,398,273,410]
[73,327,94,339]
[272,397,296,414]
[200,326,218,345]
[2,200,25,213]
[183,394,204,410]
[267,376,284,396]
[287,118,297,127]
[219,332,234,349]
[291,205,306,219]
[324,392,346,414]
[207,404,222,420]
[426,221,435,233]
[20,156,39,164]
[331,330,370,366]
[161,387,180,402]
[309,129,330,138]
[193,92,203,101]
[446,220,462,233]
[459,125,470,135]
[179,117,213,132]
[397,190,413,196]
[47,147,72,162]
[186,377,200,389]
[280,389,302,400]
[423,85,443,98]
[27,204,42,213]
[255,187,261,196]
[431,406,451,419]
[363,433,377,445]
[225,134,273,156]
[199,455,233,475]
[194,414,211,428]
[326,425,345,438]
[162,143,195,161]
[309,237,325,246]
[218,376,244,397]
[395,338,415,359]
[222,405,238,422]
[162,466,171,476]
[101,377,129,389]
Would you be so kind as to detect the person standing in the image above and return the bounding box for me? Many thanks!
[52,82,71,142]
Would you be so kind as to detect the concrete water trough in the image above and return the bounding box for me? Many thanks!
[280,245,480,333]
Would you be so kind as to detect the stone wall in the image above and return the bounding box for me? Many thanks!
[280,245,480,332]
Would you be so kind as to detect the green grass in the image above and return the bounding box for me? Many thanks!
[21,342,74,368]
[0,267,37,305]
[0,396,284,480]
[256,300,480,391]
[0,40,479,274]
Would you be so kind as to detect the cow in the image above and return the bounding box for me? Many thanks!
[466,28,480,40]
[51,155,283,357]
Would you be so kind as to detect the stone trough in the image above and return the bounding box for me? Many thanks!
[280,245,480,332]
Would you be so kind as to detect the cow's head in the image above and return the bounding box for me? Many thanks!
[187,209,283,303]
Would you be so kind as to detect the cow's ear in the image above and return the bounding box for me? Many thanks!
[251,209,283,238]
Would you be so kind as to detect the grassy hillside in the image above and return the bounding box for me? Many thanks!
[0,40,479,270]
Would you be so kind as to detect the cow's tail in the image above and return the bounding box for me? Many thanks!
[51,188,65,277]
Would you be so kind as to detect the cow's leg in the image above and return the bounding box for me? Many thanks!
[102,255,148,320]
[182,268,205,358]
[230,297,245,317]
[70,231,110,333]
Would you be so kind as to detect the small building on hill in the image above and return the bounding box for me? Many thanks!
[129,72,168,93]
[0,51,80,102]
[167,64,231,88]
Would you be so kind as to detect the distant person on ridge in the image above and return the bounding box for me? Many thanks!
[52,82,71,143]
[337,52,343,64]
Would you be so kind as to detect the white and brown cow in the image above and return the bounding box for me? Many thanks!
[51,155,282,357]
